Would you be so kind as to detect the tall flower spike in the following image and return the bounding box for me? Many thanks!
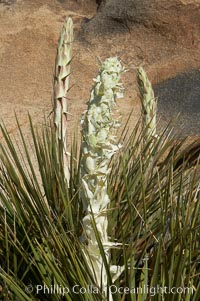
[80,57,125,296]
[137,67,157,140]
[54,17,73,185]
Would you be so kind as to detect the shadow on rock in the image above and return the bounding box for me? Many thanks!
[154,69,200,137]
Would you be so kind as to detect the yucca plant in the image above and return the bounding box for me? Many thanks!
[80,57,125,298]
[0,17,199,301]
[54,17,73,185]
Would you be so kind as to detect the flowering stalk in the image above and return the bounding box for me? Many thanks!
[137,67,157,140]
[54,17,73,185]
[80,57,124,294]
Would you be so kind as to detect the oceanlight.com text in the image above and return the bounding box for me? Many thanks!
[109,285,194,296]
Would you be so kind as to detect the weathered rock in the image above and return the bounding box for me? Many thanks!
[83,0,200,43]
[0,0,199,140]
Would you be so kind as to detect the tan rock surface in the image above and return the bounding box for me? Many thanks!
[0,0,199,142]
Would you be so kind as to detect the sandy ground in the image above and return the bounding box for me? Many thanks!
[0,0,199,145]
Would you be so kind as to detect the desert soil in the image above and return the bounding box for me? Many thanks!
[0,0,199,145]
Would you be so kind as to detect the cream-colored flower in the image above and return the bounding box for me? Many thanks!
[80,57,125,297]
